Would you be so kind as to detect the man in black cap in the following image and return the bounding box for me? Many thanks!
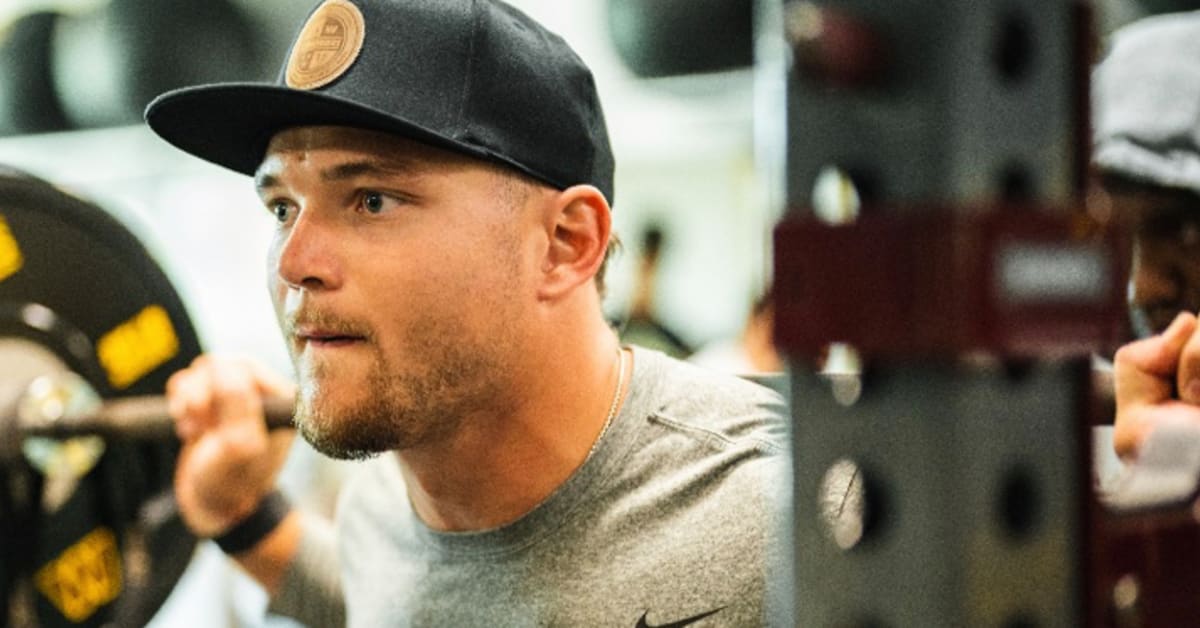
[147,1,789,625]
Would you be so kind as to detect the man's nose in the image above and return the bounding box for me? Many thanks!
[275,209,342,292]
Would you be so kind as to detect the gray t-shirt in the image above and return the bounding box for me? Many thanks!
[276,346,790,627]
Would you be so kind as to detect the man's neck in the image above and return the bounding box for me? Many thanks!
[396,333,629,532]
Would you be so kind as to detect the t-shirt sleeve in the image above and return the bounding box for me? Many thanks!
[266,513,346,627]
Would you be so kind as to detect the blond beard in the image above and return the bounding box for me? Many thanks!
[291,331,512,460]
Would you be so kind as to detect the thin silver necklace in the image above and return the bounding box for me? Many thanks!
[588,347,627,458]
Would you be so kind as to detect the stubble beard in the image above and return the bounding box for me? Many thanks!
[291,335,509,460]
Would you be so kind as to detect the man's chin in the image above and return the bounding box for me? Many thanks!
[291,395,384,460]
[294,412,389,461]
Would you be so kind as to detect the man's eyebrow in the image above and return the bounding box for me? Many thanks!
[255,171,280,194]
[254,158,425,195]
[320,159,420,182]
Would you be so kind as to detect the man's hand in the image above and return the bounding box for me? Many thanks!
[1113,312,1200,459]
[166,355,296,538]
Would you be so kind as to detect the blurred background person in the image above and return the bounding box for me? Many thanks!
[689,288,782,375]
[1092,10,1200,341]
[618,224,694,359]
[1089,9,1200,488]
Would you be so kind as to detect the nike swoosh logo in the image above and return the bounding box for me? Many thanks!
[634,607,725,628]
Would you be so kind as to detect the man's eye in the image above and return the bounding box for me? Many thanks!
[272,201,291,223]
[363,191,386,214]
[1139,213,1200,247]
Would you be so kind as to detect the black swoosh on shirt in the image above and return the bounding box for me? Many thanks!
[634,607,725,628]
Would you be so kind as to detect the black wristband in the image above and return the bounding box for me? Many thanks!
[214,489,291,555]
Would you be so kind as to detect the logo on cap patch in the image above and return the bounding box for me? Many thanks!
[286,0,365,90]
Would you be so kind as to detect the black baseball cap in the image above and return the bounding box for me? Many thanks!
[145,0,615,205]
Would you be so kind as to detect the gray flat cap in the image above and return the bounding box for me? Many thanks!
[1093,11,1200,195]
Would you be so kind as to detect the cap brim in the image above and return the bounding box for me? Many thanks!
[145,83,501,177]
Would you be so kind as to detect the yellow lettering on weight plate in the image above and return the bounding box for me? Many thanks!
[97,304,180,389]
[0,213,24,282]
[35,527,123,622]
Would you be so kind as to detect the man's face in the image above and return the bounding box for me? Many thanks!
[1107,183,1200,338]
[256,126,540,459]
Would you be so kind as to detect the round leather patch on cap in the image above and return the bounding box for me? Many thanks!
[286,0,365,90]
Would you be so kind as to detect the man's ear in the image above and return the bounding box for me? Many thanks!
[538,185,611,301]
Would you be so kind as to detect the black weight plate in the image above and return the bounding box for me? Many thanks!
[0,168,202,627]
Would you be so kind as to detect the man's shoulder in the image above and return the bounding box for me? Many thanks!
[630,346,789,455]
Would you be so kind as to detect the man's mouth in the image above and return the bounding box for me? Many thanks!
[288,314,372,350]
[300,332,366,347]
